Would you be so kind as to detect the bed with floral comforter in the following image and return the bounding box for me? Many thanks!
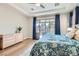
[30,41,79,56]
[29,32,79,56]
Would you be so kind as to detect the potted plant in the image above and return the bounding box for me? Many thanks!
[16,26,22,33]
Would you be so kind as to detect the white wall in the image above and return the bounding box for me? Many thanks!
[72,9,76,28]
[60,13,69,34]
[0,3,32,39]
[60,10,76,35]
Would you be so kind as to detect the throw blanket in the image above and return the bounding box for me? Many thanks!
[30,42,79,56]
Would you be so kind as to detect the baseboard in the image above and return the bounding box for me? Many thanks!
[24,38,32,40]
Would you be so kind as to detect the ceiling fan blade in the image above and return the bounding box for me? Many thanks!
[40,4,45,8]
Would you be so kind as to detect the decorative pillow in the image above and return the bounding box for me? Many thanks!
[75,30,79,35]
[75,24,79,29]
[66,28,77,39]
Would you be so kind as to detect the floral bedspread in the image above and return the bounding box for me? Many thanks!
[30,42,79,56]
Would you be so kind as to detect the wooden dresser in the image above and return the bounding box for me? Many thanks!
[0,33,23,49]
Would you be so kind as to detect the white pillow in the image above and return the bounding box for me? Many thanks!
[66,29,76,38]
[66,32,74,39]
[75,30,79,35]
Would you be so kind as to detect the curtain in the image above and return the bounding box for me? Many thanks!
[69,11,73,27]
[55,14,61,35]
[33,17,36,39]
[75,7,79,24]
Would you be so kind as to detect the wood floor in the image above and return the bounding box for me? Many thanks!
[0,39,36,56]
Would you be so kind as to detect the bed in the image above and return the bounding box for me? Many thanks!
[30,42,79,56]
[22,33,79,56]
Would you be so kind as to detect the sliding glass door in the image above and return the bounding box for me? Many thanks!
[36,18,55,39]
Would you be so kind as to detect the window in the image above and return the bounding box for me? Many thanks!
[67,12,73,29]
[36,17,55,39]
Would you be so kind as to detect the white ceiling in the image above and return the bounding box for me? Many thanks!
[8,3,77,17]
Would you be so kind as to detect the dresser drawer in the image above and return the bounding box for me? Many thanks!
[3,39,15,48]
[3,35,15,41]
[15,33,23,43]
